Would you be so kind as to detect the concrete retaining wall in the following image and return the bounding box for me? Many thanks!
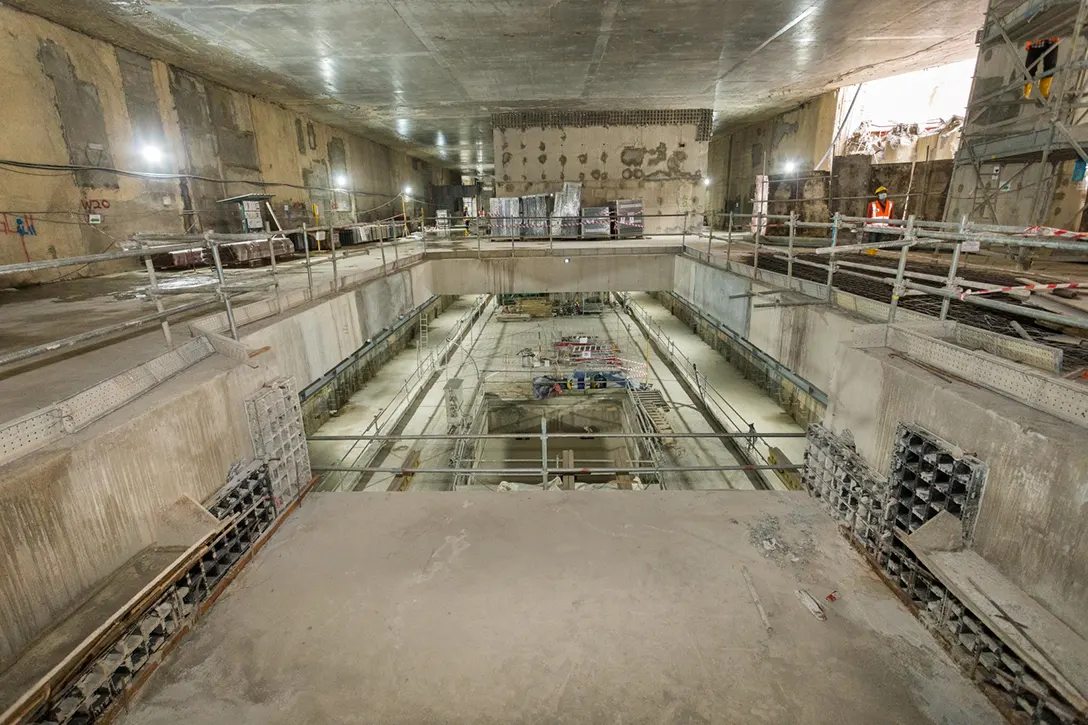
[0,5,452,285]
[429,255,676,295]
[0,269,423,671]
[672,255,751,334]
[493,118,709,235]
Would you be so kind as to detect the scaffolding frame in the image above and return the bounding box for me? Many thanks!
[956,0,1088,231]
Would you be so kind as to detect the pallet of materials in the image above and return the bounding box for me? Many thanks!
[581,207,611,238]
[612,199,644,238]
[152,247,205,269]
[520,194,550,238]
[207,237,294,266]
[550,182,582,237]
[490,197,521,238]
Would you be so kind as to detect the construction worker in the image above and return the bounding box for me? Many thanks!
[867,186,894,222]
[1025,37,1060,99]
[864,186,895,253]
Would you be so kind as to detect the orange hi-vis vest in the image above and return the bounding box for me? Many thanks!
[867,199,894,223]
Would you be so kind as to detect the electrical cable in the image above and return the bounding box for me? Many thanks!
[0,158,408,199]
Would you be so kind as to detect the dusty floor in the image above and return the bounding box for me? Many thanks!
[113,492,1002,725]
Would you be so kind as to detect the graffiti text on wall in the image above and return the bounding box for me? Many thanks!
[80,199,111,212]
[1,214,38,237]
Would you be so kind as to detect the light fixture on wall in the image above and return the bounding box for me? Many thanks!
[141,145,163,165]
[783,160,798,173]
[403,185,412,195]
[334,174,350,189]
[703,177,711,186]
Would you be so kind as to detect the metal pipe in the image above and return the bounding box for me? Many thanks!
[940,216,966,320]
[753,300,827,309]
[0,297,220,368]
[726,211,733,266]
[267,231,280,314]
[141,247,172,348]
[308,431,808,441]
[208,242,238,340]
[312,464,804,474]
[787,211,796,284]
[0,243,203,275]
[888,215,915,323]
[825,212,840,299]
[753,213,765,274]
[541,417,548,486]
[302,222,313,297]
[329,225,338,291]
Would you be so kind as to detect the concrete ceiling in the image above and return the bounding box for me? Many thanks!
[11,0,986,172]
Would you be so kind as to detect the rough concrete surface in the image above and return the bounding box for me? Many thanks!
[113,492,1002,725]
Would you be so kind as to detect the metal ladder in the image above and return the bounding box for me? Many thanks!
[418,310,429,361]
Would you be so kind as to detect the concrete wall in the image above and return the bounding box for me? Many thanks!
[493,120,709,234]
[672,255,751,334]
[0,5,453,285]
[826,346,1088,639]
[709,93,838,214]
[429,255,677,295]
[0,268,426,671]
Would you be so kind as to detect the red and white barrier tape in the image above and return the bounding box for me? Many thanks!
[958,282,1083,300]
[1019,225,1088,240]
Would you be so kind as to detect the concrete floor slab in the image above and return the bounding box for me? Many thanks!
[113,492,1002,725]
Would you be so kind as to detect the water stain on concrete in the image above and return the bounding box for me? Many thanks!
[578,153,588,164]
[538,154,547,164]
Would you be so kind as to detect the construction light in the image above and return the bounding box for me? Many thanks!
[141,145,163,164]
[784,161,797,173]
[403,185,412,195]
[703,177,711,186]
[334,174,349,189]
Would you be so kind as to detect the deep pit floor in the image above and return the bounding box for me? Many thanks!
[114,491,1001,725]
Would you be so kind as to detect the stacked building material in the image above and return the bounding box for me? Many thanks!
[875,536,1083,724]
[550,182,582,237]
[351,222,398,244]
[802,424,892,556]
[489,197,521,238]
[890,423,987,541]
[520,194,550,238]
[152,247,205,269]
[207,237,293,266]
[612,199,644,238]
[28,462,277,725]
[581,207,611,238]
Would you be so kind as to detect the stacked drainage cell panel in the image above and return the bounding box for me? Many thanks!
[245,377,311,508]
[802,424,891,557]
[520,194,550,238]
[803,424,1083,724]
[489,196,520,238]
[890,423,987,542]
[581,207,610,238]
[876,537,1083,724]
[550,182,582,237]
[33,463,276,725]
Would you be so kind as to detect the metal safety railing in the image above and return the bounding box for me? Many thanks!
[693,209,1088,332]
